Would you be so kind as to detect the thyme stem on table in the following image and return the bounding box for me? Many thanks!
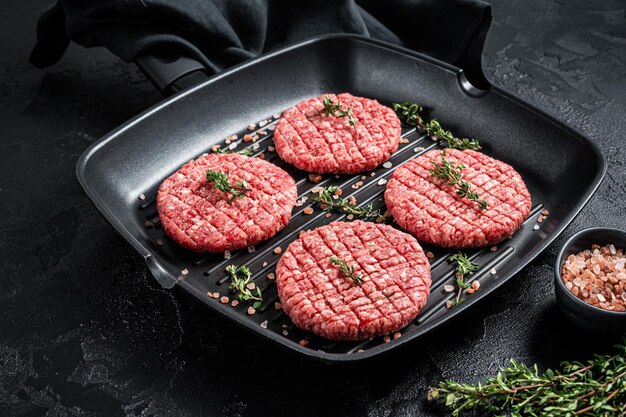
[205,169,250,203]
[225,264,263,309]
[312,186,383,221]
[392,101,481,151]
[429,150,488,210]
[428,342,626,417]
[330,256,364,285]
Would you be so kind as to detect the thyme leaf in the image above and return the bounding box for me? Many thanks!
[206,170,250,203]
[428,341,626,417]
[330,256,364,285]
[429,150,488,210]
[323,96,358,127]
[447,252,478,307]
[214,147,255,156]
[392,101,482,151]
[226,264,263,309]
[312,186,383,220]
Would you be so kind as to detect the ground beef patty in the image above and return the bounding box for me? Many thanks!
[157,153,297,253]
[276,221,431,341]
[273,93,401,174]
[385,149,532,248]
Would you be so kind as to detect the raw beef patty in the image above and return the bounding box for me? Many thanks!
[157,153,297,253]
[385,149,532,248]
[276,221,431,341]
[273,93,401,174]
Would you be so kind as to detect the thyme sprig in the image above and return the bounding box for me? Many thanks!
[392,101,481,151]
[206,170,250,203]
[214,147,255,156]
[428,342,626,417]
[330,256,364,285]
[226,264,263,309]
[429,150,488,210]
[447,252,478,307]
[312,186,383,220]
[323,96,358,127]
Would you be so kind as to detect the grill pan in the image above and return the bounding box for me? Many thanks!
[76,35,605,363]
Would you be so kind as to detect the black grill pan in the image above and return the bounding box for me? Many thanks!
[76,35,605,363]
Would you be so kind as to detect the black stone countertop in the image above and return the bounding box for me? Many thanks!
[1,1,625,416]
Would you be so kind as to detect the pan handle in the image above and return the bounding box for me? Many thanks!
[135,48,211,96]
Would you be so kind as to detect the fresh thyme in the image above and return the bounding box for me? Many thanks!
[225,264,263,309]
[214,147,255,156]
[205,169,250,203]
[312,186,382,220]
[428,342,626,417]
[323,96,358,127]
[330,256,364,285]
[392,101,481,151]
[447,252,478,307]
[429,150,488,210]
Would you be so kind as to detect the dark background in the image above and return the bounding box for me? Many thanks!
[1,1,625,416]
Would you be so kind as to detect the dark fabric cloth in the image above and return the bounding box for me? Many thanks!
[30,0,492,87]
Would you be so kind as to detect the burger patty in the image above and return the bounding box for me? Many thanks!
[385,149,532,248]
[276,221,431,341]
[273,93,401,174]
[157,153,297,253]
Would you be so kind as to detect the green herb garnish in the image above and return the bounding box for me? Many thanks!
[206,170,250,203]
[312,186,382,220]
[226,264,262,309]
[323,96,358,127]
[428,341,626,417]
[447,252,478,307]
[214,147,255,156]
[392,101,481,151]
[429,150,488,210]
[330,256,364,285]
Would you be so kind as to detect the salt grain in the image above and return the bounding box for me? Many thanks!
[533,225,540,230]
[490,268,497,275]
[224,250,231,260]
[377,178,388,186]
[248,246,256,253]
[382,162,393,169]
[138,193,146,200]
[443,284,455,293]
[260,320,268,328]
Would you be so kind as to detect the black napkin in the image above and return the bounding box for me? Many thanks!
[30,0,492,88]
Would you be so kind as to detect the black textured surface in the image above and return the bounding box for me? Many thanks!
[1,1,625,416]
